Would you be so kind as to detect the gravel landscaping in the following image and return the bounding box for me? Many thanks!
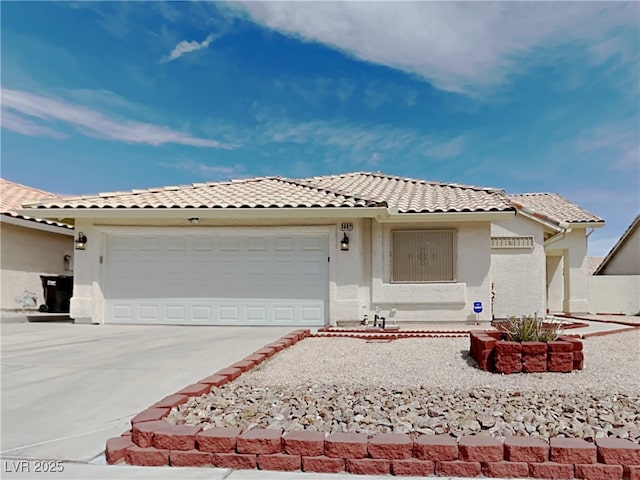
[167,330,640,442]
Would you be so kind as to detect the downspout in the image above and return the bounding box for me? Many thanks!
[586,228,595,238]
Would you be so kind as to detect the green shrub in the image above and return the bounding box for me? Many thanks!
[503,314,562,342]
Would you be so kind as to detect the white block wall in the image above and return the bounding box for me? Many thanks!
[588,276,640,315]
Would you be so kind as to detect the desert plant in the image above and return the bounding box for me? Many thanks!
[503,314,562,342]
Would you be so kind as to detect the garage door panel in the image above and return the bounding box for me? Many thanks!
[302,237,323,251]
[220,237,240,251]
[247,306,267,322]
[166,305,186,321]
[275,237,294,251]
[219,305,240,322]
[247,237,267,251]
[274,306,294,322]
[166,238,186,251]
[192,305,214,322]
[139,304,159,320]
[112,305,132,322]
[140,237,160,251]
[302,306,323,323]
[104,233,328,325]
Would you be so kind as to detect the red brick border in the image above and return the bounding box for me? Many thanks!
[106,328,640,477]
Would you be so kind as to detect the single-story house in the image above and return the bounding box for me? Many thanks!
[588,214,640,315]
[19,172,604,326]
[1,178,75,312]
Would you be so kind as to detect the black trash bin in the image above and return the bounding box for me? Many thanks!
[39,275,73,313]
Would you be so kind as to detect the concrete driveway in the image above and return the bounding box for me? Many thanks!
[1,320,294,463]
[0,319,517,480]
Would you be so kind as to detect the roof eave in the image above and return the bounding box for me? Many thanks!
[567,221,605,228]
[18,207,516,223]
[17,206,392,220]
[515,209,565,232]
[378,210,515,223]
[0,213,75,235]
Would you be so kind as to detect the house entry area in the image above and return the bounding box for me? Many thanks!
[546,252,565,314]
[102,232,329,326]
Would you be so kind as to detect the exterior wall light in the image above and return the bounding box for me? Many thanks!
[340,233,350,251]
[75,232,87,250]
[188,217,200,224]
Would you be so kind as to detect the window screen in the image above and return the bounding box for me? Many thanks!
[392,230,455,282]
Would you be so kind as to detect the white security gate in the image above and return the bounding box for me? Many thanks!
[103,233,329,325]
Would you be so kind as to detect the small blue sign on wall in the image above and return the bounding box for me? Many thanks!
[473,301,483,314]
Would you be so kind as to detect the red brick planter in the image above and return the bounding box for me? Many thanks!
[469,331,583,374]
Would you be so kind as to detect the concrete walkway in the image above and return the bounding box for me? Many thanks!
[0,462,506,480]
[560,313,640,327]
[551,314,640,336]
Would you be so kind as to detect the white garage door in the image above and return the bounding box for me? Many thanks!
[103,233,329,325]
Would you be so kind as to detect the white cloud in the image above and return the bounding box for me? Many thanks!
[1,88,230,148]
[274,76,356,106]
[204,106,468,166]
[576,123,640,171]
[162,33,218,63]
[363,82,419,110]
[1,110,67,139]
[163,159,243,179]
[61,88,150,116]
[423,135,466,160]
[204,108,472,170]
[232,2,638,95]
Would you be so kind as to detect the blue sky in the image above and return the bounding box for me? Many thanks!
[1,2,638,256]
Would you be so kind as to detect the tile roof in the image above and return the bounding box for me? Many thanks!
[24,177,383,210]
[0,178,72,229]
[23,172,515,214]
[300,172,513,213]
[587,256,605,275]
[509,193,604,225]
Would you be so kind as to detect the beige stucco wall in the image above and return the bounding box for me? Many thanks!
[372,221,493,322]
[70,217,496,324]
[491,216,546,319]
[0,220,74,311]
[599,227,639,275]
[587,276,640,315]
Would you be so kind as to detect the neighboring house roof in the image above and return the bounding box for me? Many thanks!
[23,172,515,214]
[594,214,640,275]
[0,178,72,230]
[509,193,604,226]
[587,256,605,275]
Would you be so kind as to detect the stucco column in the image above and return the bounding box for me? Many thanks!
[562,232,589,314]
[69,220,100,324]
[546,254,564,313]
